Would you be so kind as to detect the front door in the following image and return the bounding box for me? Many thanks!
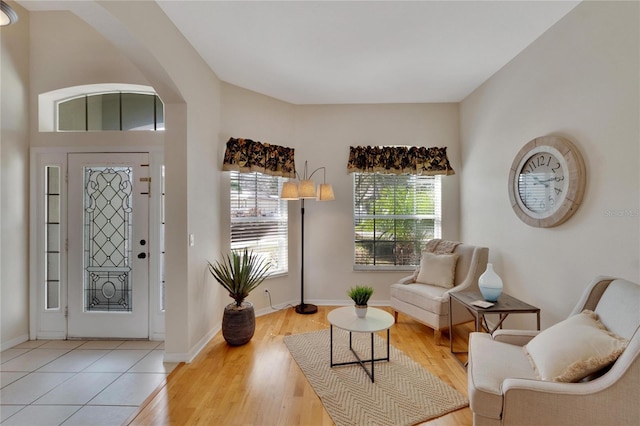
[67,153,150,338]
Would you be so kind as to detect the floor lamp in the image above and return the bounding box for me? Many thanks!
[280,161,335,314]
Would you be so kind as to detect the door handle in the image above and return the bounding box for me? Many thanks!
[137,252,147,259]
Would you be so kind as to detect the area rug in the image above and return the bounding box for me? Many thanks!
[283,329,468,426]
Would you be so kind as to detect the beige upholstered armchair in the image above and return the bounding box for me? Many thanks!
[390,243,489,345]
[468,277,640,426]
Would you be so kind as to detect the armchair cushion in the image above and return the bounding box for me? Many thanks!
[415,252,459,288]
[468,333,537,419]
[523,310,628,382]
[391,283,450,315]
[492,329,539,346]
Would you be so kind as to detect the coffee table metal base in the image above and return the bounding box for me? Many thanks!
[329,325,390,383]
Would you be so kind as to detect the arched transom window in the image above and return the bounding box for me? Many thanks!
[38,84,164,132]
[58,92,164,131]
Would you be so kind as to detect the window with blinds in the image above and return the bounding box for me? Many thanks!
[230,171,288,275]
[353,173,441,270]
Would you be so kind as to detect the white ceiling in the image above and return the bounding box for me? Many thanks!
[157,1,579,104]
[19,1,581,104]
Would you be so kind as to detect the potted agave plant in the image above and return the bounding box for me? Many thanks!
[348,285,374,318]
[208,248,271,346]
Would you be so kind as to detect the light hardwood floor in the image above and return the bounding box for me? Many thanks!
[129,306,474,426]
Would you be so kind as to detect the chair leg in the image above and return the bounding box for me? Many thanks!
[393,310,399,322]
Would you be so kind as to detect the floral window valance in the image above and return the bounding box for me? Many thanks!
[222,137,296,178]
[347,145,455,176]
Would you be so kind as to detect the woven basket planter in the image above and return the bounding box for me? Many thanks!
[222,301,255,346]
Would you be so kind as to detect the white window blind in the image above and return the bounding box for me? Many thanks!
[353,173,441,270]
[230,171,288,275]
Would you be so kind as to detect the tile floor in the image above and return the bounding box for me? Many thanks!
[0,340,177,425]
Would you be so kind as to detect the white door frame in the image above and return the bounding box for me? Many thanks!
[29,146,165,340]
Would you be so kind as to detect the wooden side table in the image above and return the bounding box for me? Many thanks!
[449,291,540,362]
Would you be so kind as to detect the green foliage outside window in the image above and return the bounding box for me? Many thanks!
[354,174,440,267]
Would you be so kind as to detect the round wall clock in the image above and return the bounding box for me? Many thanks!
[508,135,586,228]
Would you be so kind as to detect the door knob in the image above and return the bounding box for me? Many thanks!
[137,252,147,259]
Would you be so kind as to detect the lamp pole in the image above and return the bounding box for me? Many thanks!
[295,199,317,314]
[280,161,335,315]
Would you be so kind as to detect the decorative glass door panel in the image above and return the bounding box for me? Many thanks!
[84,166,133,312]
[68,153,149,338]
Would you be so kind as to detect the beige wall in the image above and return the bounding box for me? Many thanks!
[4,0,637,357]
[220,84,298,311]
[0,1,30,349]
[293,103,460,303]
[28,11,150,147]
[460,1,639,328]
[2,2,224,360]
[221,83,461,306]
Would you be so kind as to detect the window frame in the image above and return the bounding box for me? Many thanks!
[44,165,62,311]
[56,91,164,132]
[353,173,442,271]
[229,171,289,277]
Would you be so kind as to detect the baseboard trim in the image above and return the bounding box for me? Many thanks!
[0,334,29,351]
[163,324,220,364]
[254,299,296,317]
[150,332,165,341]
[36,331,67,340]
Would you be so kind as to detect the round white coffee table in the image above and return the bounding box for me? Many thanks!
[327,306,395,382]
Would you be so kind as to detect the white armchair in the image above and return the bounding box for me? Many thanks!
[390,243,489,345]
[467,276,640,426]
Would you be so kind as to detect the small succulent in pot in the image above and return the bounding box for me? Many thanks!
[347,285,374,307]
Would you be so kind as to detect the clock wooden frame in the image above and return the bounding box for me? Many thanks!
[508,136,586,228]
